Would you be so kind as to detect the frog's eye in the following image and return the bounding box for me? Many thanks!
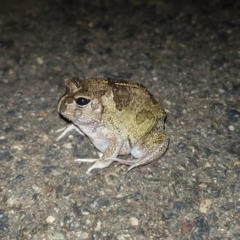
[75,97,91,107]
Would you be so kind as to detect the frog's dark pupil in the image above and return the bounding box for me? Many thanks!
[75,97,90,106]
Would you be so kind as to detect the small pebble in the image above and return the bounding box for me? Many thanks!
[42,185,53,194]
[218,88,225,93]
[129,217,139,226]
[95,221,101,231]
[63,143,72,149]
[80,232,88,239]
[37,57,44,65]
[181,220,196,234]
[198,183,208,189]
[46,215,55,223]
[46,230,66,240]
[32,184,41,193]
[199,199,212,214]
[11,144,23,151]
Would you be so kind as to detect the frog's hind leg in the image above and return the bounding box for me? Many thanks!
[128,131,169,171]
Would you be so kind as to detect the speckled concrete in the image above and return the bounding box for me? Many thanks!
[0,0,240,239]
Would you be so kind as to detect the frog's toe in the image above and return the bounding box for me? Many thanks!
[108,157,140,165]
[127,161,143,171]
[75,158,99,163]
[86,159,113,174]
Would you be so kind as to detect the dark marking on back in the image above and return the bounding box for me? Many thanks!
[111,83,131,110]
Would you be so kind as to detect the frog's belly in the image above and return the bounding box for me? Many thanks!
[91,138,132,155]
[80,124,132,155]
[80,124,110,153]
[90,138,109,153]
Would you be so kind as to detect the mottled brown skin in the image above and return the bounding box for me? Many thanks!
[57,78,169,173]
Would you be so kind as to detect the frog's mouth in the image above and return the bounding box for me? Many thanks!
[58,113,72,123]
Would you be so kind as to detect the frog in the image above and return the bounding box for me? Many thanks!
[57,77,169,174]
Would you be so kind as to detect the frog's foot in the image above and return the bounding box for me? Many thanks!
[108,157,152,171]
[126,156,154,172]
[111,155,160,172]
[75,158,113,174]
[76,157,141,173]
[56,124,83,141]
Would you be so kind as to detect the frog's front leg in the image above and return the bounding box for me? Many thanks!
[56,124,84,141]
[75,134,124,174]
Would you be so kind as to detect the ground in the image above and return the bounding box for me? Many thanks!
[0,0,240,239]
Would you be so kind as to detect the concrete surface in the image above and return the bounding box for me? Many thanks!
[0,0,240,239]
